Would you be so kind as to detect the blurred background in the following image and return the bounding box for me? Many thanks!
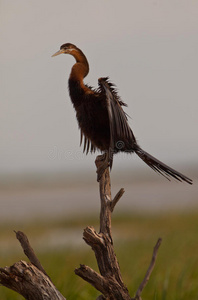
[0,1,198,299]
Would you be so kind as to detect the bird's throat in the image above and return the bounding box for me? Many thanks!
[70,62,89,81]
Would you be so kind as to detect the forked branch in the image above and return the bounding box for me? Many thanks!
[0,232,66,300]
[15,230,49,278]
[75,156,162,300]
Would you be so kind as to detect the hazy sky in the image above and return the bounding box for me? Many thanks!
[1,0,197,177]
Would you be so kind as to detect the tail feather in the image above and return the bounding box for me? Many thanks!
[135,146,192,184]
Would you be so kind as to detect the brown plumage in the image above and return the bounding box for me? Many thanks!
[52,43,192,184]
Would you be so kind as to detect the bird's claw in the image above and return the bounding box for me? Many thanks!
[96,160,110,182]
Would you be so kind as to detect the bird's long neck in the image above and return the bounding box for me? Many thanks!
[68,48,94,107]
[70,49,89,82]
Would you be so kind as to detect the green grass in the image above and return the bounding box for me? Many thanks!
[0,212,198,299]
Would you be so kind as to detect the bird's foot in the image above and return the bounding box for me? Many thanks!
[96,161,110,182]
[95,154,110,182]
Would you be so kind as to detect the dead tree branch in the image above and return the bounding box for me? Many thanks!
[15,230,49,278]
[0,231,66,300]
[75,156,162,300]
[132,238,162,300]
[0,156,162,300]
[75,159,130,299]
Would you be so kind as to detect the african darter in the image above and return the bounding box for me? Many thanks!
[52,43,192,184]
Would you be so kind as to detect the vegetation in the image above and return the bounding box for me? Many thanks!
[0,211,198,299]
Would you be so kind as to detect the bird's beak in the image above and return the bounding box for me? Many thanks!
[51,49,65,57]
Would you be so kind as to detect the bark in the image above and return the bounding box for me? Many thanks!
[0,260,65,300]
[75,157,162,299]
[0,232,66,300]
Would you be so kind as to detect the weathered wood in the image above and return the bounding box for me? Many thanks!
[0,232,66,300]
[75,156,162,300]
[15,231,49,278]
[75,158,131,300]
[0,261,66,300]
[132,238,162,300]
[111,188,125,212]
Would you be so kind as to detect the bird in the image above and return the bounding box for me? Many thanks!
[52,43,192,184]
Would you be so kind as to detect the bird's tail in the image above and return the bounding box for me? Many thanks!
[134,145,192,184]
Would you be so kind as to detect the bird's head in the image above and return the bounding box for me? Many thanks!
[52,43,89,77]
[52,43,78,57]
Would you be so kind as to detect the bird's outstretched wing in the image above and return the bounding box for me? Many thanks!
[98,77,193,185]
[98,77,135,153]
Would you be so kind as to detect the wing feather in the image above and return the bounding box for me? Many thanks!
[98,77,134,151]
